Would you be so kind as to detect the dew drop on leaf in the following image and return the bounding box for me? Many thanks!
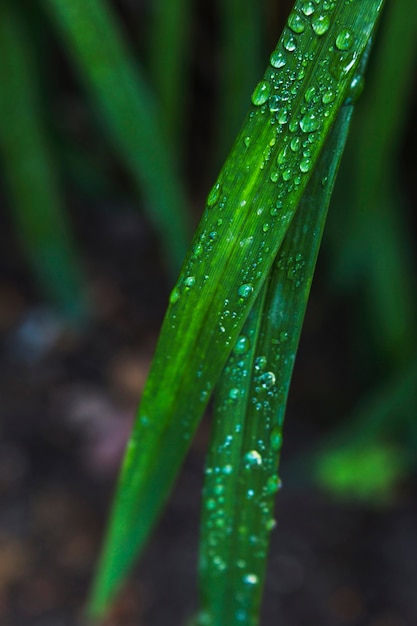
[311,13,330,35]
[301,1,315,16]
[270,50,286,69]
[207,181,222,207]
[234,335,250,355]
[251,80,271,106]
[238,283,254,298]
[266,474,282,494]
[270,426,283,451]
[243,573,259,585]
[260,371,276,389]
[169,287,181,304]
[288,12,305,34]
[229,388,240,400]
[299,112,320,132]
[283,33,297,52]
[184,276,196,288]
[335,29,353,51]
[244,450,263,467]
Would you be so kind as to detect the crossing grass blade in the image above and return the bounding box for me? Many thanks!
[0,0,89,322]
[42,0,191,274]
[196,101,354,626]
[88,0,385,617]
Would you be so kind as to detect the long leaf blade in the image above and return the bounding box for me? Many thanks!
[88,0,385,615]
[197,101,355,626]
[43,0,191,274]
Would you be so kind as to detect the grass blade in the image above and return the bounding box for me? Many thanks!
[330,0,417,362]
[43,0,191,274]
[0,1,89,322]
[88,0,385,616]
[149,0,191,156]
[196,102,354,626]
[215,0,264,164]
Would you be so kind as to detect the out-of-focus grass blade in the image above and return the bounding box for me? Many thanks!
[215,0,263,164]
[0,1,89,322]
[196,102,354,626]
[88,0,385,616]
[330,0,417,362]
[149,0,191,157]
[43,0,191,274]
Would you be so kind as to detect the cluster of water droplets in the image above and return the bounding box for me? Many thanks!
[248,0,359,202]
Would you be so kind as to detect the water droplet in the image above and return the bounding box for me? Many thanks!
[243,573,259,585]
[283,34,297,52]
[213,555,226,571]
[260,371,276,389]
[268,95,281,112]
[238,283,254,299]
[346,74,365,104]
[234,336,250,355]
[223,464,233,475]
[244,135,251,148]
[277,108,289,125]
[299,112,320,132]
[311,14,330,35]
[270,170,279,183]
[290,136,301,151]
[336,29,353,51]
[304,86,316,103]
[262,223,270,233]
[245,450,263,467]
[229,388,240,401]
[251,80,271,106]
[169,287,180,304]
[299,157,312,173]
[322,89,336,104]
[301,1,315,15]
[266,474,282,494]
[270,50,286,69]
[255,355,267,371]
[266,518,277,531]
[184,276,195,288]
[247,489,255,498]
[270,427,283,451]
[207,182,221,207]
[288,12,305,34]
[206,498,216,510]
[282,169,292,181]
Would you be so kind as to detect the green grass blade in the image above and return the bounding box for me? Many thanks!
[330,0,417,362]
[0,1,89,322]
[196,102,354,626]
[149,0,191,156]
[43,0,191,274]
[88,0,385,616]
[215,0,264,164]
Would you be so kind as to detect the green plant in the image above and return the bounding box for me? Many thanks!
[2,0,415,622]
[84,0,413,624]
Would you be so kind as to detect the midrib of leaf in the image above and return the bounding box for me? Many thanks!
[88,0,386,616]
